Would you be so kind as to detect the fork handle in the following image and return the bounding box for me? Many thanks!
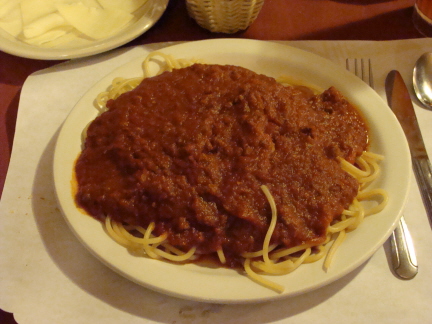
[390,216,418,279]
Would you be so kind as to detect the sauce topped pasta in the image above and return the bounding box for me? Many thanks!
[74,56,387,292]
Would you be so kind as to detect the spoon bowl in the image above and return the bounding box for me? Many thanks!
[413,52,432,110]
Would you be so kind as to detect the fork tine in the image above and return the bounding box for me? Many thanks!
[367,59,374,89]
[346,58,374,89]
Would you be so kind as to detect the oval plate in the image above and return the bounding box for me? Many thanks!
[53,39,411,303]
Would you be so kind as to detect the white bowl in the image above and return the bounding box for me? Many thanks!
[0,0,168,60]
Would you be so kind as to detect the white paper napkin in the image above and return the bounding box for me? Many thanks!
[1,39,432,324]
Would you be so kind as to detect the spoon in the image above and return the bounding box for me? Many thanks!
[413,52,432,109]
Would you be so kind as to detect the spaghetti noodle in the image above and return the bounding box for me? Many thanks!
[77,52,388,293]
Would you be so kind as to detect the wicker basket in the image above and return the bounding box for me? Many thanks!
[186,0,265,33]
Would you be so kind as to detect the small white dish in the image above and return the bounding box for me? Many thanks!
[0,0,168,60]
[54,39,411,303]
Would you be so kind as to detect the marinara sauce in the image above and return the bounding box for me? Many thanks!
[75,64,368,268]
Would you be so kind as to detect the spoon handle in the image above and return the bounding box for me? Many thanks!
[413,157,432,227]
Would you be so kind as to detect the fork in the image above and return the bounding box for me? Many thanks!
[346,58,418,280]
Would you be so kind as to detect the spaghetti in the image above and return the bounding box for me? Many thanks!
[78,52,388,293]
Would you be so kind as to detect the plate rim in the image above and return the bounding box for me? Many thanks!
[0,0,169,60]
[53,38,412,303]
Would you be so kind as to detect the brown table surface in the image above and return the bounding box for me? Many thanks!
[0,0,423,322]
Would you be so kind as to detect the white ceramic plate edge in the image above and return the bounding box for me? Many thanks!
[0,0,169,60]
[53,39,411,303]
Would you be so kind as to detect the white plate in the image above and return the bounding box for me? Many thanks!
[53,39,411,303]
[0,0,168,60]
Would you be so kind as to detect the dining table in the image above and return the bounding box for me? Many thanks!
[1,0,431,323]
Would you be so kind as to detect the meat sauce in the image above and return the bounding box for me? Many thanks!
[75,64,368,268]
